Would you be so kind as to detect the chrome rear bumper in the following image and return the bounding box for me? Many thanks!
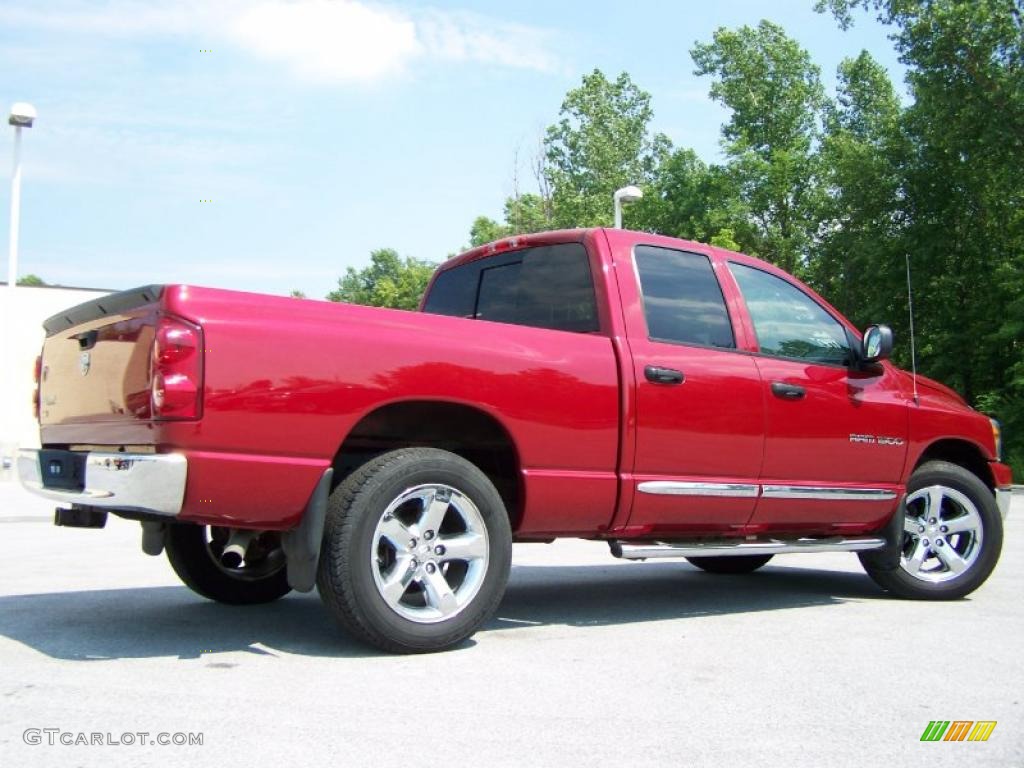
[17,449,187,517]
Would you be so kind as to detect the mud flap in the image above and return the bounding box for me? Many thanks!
[857,497,905,571]
[281,468,333,592]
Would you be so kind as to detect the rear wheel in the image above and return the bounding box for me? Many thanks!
[317,448,512,653]
[165,523,291,604]
[686,554,774,574]
[859,460,1002,600]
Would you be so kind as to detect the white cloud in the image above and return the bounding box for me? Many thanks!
[417,10,560,73]
[228,1,422,82]
[0,0,559,83]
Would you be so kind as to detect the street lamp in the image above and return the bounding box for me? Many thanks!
[613,185,643,229]
[8,102,37,293]
[3,103,36,475]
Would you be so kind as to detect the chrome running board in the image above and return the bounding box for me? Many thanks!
[609,536,886,560]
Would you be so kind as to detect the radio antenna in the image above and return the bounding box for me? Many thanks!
[905,252,919,405]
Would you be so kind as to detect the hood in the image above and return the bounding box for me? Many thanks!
[901,370,969,407]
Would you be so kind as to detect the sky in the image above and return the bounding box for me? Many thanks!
[0,0,907,298]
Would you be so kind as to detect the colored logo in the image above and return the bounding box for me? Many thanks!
[920,721,996,742]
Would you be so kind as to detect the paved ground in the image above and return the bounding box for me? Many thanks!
[0,482,1020,768]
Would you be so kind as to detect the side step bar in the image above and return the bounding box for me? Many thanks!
[609,536,886,561]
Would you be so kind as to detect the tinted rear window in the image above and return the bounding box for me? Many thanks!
[424,243,599,333]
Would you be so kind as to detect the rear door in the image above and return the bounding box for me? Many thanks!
[619,244,765,534]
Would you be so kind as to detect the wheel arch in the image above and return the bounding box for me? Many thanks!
[330,400,524,530]
[913,438,994,490]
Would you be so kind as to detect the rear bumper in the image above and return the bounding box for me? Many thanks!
[17,449,187,517]
[996,488,1012,519]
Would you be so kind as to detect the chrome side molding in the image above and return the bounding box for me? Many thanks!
[760,486,898,501]
[637,480,897,502]
[637,481,759,498]
[610,536,887,560]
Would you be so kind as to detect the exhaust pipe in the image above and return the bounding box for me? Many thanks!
[220,529,258,569]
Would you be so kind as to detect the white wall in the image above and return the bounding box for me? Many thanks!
[0,284,110,480]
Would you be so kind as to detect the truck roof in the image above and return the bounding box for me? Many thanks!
[438,227,855,338]
[442,227,773,276]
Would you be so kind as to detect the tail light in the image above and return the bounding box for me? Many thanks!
[151,314,203,420]
[32,354,41,420]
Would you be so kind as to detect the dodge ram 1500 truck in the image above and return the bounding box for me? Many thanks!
[19,228,1013,653]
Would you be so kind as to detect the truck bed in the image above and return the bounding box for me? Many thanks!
[37,284,622,533]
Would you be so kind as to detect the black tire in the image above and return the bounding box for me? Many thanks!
[859,460,1003,600]
[686,554,774,574]
[317,448,512,654]
[165,523,291,605]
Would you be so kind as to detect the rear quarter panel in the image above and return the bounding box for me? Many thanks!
[160,286,620,530]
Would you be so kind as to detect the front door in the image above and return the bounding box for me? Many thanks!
[727,262,909,533]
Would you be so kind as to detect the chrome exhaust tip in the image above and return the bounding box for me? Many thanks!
[220,529,257,568]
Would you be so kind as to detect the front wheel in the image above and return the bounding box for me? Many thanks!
[859,460,1003,600]
[317,448,513,653]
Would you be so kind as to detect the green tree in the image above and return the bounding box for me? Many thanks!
[818,0,1024,472]
[463,70,668,246]
[17,274,46,286]
[545,69,671,228]
[327,248,436,310]
[692,20,826,274]
[809,51,905,329]
[503,193,552,235]
[632,148,753,249]
[468,216,511,248]
[466,195,555,249]
[289,289,307,299]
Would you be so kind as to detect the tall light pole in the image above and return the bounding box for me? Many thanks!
[3,103,35,474]
[613,185,643,229]
[8,103,36,294]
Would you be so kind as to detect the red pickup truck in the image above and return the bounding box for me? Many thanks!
[19,228,1013,652]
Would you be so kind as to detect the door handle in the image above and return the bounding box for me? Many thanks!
[771,381,806,400]
[645,365,685,385]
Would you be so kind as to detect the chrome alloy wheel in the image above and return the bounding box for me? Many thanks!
[370,484,490,623]
[900,485,984,583]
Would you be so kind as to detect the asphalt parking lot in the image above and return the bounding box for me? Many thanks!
[0,482,1020,768]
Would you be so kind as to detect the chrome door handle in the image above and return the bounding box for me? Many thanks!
[645,365,685,385]
[771,381,806,400]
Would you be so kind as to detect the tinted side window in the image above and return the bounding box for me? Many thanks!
[729,262,851,365]
[634,246,734,348]
[423,243,599,333]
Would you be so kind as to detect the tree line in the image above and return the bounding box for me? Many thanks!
[322,0,1023,474]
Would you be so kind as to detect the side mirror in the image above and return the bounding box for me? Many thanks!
[861,324,893,364]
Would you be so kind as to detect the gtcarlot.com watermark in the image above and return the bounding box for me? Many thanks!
[24,729,203,747]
